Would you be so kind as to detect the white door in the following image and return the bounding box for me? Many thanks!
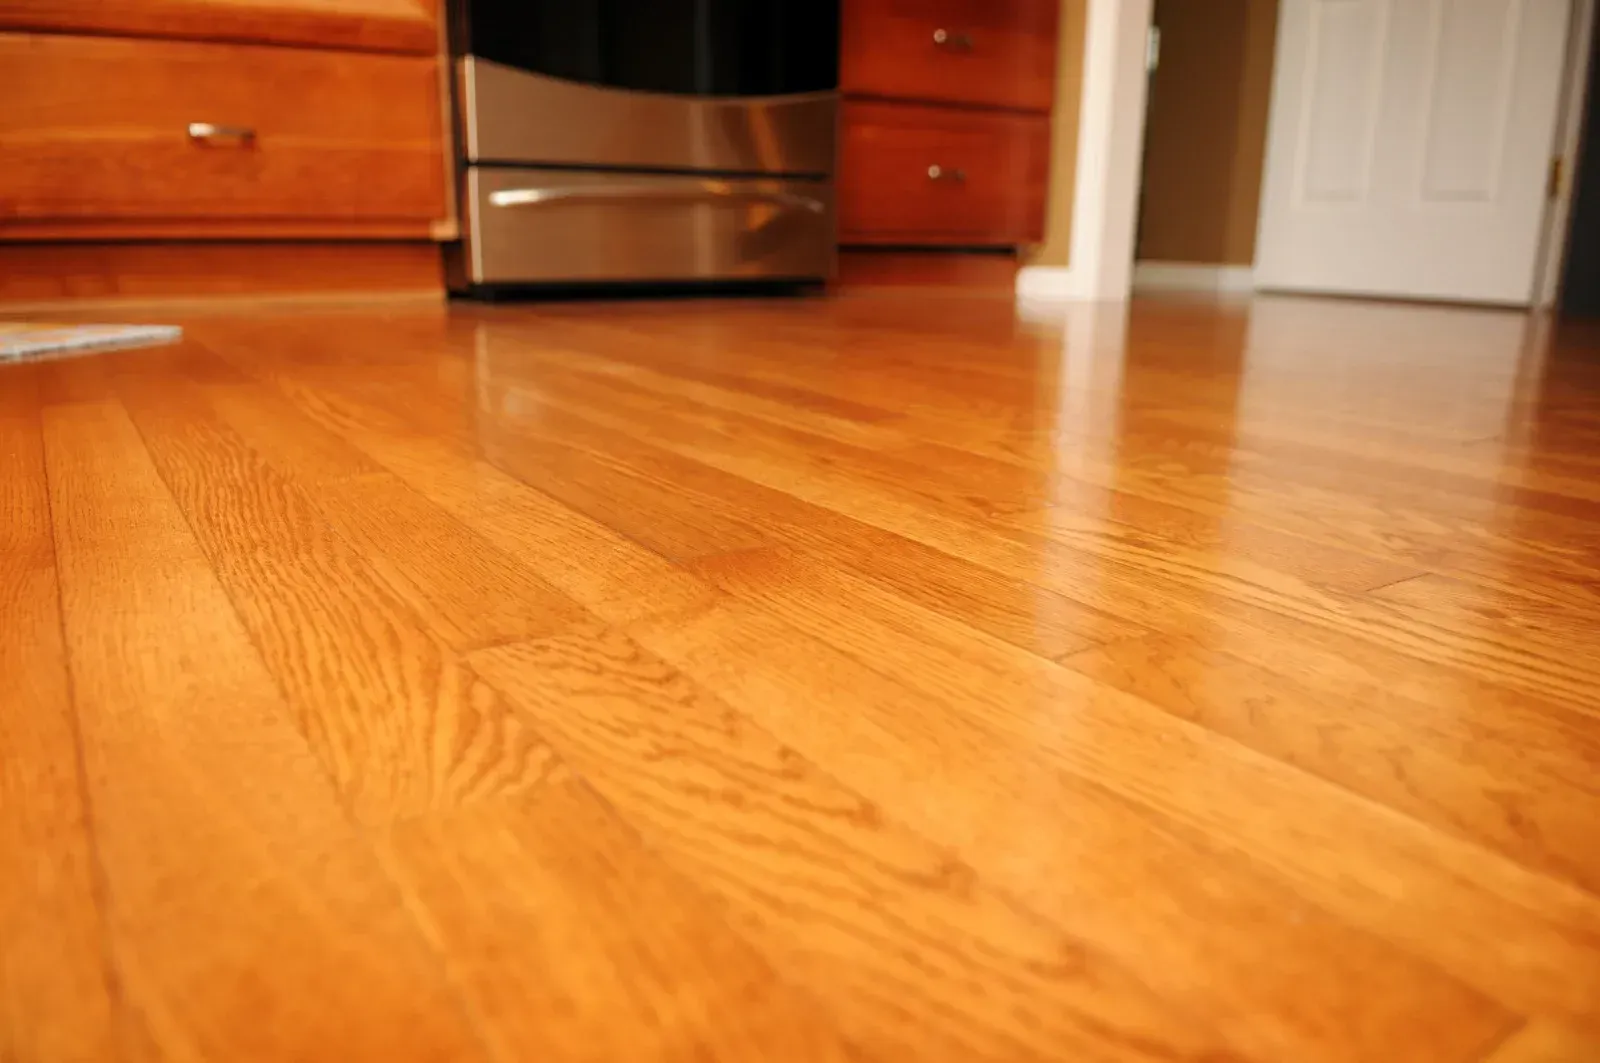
[1254,0,1571,305]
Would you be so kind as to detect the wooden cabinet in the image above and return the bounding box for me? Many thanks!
[0,0,435,54]
[839,101,1050,246]
[1,34,444,239]
[0,0,447,245]
[837,0,1059,248]
[841,0,1059,113]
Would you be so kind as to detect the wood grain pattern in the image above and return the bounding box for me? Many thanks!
[840,0,1060,113]
[199,374,592,651]
[1061,633,1600,894]
[112,365,555,822]
[839,99,1051,245]
[623,591,1512,1063]
[377,764,856,1062]
[1,33,445,232]
[4,288,1600,1061]
[0,242,443,307]
[0,368,118,1063]
[37,363,485,1061]
[0,0,436,56]
[837,0,1059,249]
[1482,1021,1600,1062]
[469,627,1235,1062]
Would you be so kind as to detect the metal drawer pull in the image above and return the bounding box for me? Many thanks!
[927,165,966,182]
[932,28,974,50]
[187,122,255,145]
[488,183,826,214]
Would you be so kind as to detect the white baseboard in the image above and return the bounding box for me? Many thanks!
[1132,261,1256,293]
[1019,261,1257,303]
[1015,266,1084,302]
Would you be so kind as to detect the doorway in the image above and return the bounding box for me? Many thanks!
[1026,0,1595,309]
[1133,0,1278,295]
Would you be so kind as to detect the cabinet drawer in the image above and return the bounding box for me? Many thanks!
[461,168,834,286]
[841,0,1059,113]
[0,0,435,54]
[0,33,445,237]
[839,101,1050,246]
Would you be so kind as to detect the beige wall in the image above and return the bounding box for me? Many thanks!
[1136,0,1278,266]
[1027,0,1087,267]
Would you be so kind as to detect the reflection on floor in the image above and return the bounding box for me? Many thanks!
[4,288,1600,1063]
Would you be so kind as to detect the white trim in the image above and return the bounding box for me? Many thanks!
[1015,266,1078,302]
[1132,261,1257,293]
[1023,0,1583,312]
[1016,0,1155,303]
[1537,0,1595,309]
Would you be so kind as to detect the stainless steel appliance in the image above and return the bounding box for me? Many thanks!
[446,1,840,293]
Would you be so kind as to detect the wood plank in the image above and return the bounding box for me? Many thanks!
[9,290,1600,1060]
[378,765,858,1062]
[39,374,486,1062]
[1481,1021,1600,1062]
[469,627,1231,1062]
[684,548,1600,1030]
[197,375,594,651]
[462,341,1417,603]
[112,366,561,822]
[389,327,1125,656]
[102,353,846,1058]
[467,385,1129,653]
[0,366,119,1063]
[509,357,1600,711]
[371,323,1600,722]
[206,329,719,626]
[1060,633,1600,894]
[622,590,1513,1063]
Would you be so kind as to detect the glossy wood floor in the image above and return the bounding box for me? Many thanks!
[4,287,1600,1063]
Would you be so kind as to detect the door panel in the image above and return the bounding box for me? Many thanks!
[1255,0,1571,304]
[1421,0,1520,200]
[1298,0,1387,203]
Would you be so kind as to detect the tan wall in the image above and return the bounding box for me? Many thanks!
[1136,0,1278,266]
[1026,0,1087,267]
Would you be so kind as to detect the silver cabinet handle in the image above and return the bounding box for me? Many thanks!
[927,165,966,182]
[488,182,826,214]
[188,122,255,145]
[932,28,974,50]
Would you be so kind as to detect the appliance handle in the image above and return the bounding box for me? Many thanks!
[487,182,826,214]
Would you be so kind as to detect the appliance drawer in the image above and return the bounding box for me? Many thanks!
[459,59,837,176]
[459,168,836,286]
[838,100,1050,246]
[841,0,1059,114]
[0,33,445,236]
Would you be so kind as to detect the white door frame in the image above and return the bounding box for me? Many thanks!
[1538,0,1596,307]
[1015,0,1154,303]
[1017,0,1595,309]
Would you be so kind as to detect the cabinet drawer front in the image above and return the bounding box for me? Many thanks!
[0,0,435,54]
[841,0,1059,113]
[839,101,1050,246]
[0,33,445,231]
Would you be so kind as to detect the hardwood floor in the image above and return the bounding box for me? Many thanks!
[3,288,1600,1062]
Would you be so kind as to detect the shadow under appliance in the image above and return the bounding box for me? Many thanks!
[447,1,840,292]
